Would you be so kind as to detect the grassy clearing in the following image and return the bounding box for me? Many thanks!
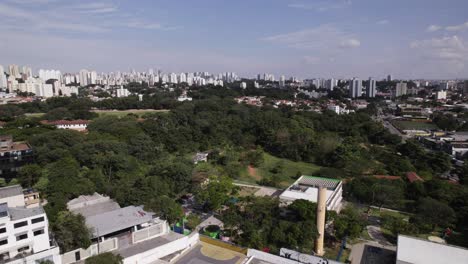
[92,109,169,117]
[24,113,45,118]
[238,152,322,188]
[392,120,437,130]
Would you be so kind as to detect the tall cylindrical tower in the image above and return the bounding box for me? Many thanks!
[315,186,327,256]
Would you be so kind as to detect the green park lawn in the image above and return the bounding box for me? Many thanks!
[238,152,322,188]
[392,120,438,130]
[91,109,169,117]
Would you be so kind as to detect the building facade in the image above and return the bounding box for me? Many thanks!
[0,136,33,180]
[0,185,60,264]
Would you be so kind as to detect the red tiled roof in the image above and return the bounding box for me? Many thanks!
[373,175,402,180]
[406,172,424,183]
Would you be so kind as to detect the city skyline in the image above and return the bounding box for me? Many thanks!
[0,0,467,79]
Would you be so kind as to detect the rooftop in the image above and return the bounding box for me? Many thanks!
[406,172,424,183]
[0,185,23,199]
[118,231,184,258]
[397,235,468,264]
[85,205,155,238]
[9,206,45,221]
[296,175,341,190]
[41,119,90,125]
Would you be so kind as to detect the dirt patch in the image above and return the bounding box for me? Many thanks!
[248,165,261,181]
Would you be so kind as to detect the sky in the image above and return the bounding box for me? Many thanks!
[0,0,467,79]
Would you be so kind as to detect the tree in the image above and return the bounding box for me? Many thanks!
[333,206,365,239]
[416,197,456,230]
[85,253,123,264]
[196,176,236,211]
[43,107,73,121]
[145,196,183,224]
[18,164,43,188]
[372,183,404,209]
[53,211,92,252]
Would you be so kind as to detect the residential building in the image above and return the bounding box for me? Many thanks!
[8,65,20,79]
[279,75,286,88]
[279,176,343,211]
[0,65,7,88]
[326,78,336,90]
[349,78,362,98]
[396,82,408,97]
[387,74,392,82]
[367,78,376,98]
[396,235,468,264]
[246,248,342,264]
[439,82,449,91]
[79,69,89,86]
[40,120,90,132]
[0,136,33,180]
[63,193,198,264]
[436,91,447,100]
[240,82,247,89]
[0,185,61,264]
[116,86,130,98]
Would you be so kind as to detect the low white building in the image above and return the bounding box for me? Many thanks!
[177,95,193,102]
[279,176,343,211]
[63,193,198,264]
[41,120,90,132]
[116,86,130,98]
[0,185,61,264]
[396,235,468,264]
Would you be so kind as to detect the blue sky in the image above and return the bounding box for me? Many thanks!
[0,0,467,79]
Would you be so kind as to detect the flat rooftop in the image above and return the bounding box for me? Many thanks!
[9,206,45,221]
[297,175,341,190]
[71,200,121,218]
[397,235,468,264]
[118,231,184,258]
[85,205,155,238]
[0,185,23,199]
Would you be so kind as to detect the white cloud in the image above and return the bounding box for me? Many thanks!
[445,21,468,32]
[288,0,351,12]
[377,20,389,25]
[410,36,467,63]
[263,24,360,50]
[426,25,441,32]
[339,38,360,48]
[0,1,174,34]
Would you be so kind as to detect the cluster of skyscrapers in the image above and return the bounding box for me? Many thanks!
[0,64,241,98]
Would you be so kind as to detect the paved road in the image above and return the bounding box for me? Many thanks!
[367,226,392,246]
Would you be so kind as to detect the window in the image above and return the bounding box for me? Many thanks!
[0,239,6,246]
[31,217,44,224]
[75,251,80,261]
[33,229,44,236]
[17,246,29,253]
[13,221,27,229]
[16,234,27,241]
[0,228,5,234]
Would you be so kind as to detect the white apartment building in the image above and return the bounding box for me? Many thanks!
[279,176,343,211]
[116,86,130,98]
[349,78,362,98]
[0,185,61,264]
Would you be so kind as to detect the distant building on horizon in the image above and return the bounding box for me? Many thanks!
[387,74,393,82]
[396,82,408,97]
[367,77,376,98]
[349,78,362,98]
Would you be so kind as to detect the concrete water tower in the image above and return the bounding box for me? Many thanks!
[315,186,327,256]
